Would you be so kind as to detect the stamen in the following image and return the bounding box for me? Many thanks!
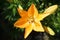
[28,17,34,23]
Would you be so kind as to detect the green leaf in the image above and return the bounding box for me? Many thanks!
[12,7,16,16]
[8,4,14,9]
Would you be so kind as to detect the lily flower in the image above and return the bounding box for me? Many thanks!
[14,4,58,39]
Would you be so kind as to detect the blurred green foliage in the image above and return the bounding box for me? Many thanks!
[0,0,60,40]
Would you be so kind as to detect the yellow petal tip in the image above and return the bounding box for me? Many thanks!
[44,4,58,14]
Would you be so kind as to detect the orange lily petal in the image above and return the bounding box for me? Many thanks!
[17,8,28,17]
[44,26,55,35]
[33,22,44,32]
[36,5,58,21]
[24,24,33,39]
[14,18,29,28]
[28,4,38,17]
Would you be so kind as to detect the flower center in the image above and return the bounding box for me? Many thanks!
[28,17,34,23]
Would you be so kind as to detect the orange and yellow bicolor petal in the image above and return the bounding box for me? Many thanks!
[17,8,28,17]
[36,5,58,21]
[28,4,38,18]
[14,18,29,28]
[24,21,44,39]
[33,22,44,32]
[24,24,33,39]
